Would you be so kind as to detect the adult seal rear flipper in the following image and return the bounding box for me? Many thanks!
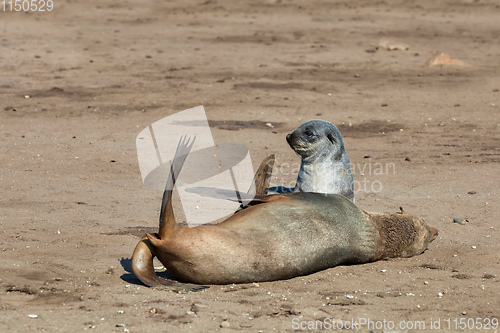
[133,135,209,291]
[132,236,207,291]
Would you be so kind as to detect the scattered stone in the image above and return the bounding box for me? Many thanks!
[28,314,38,319]
[377,291,402,298]
[265,122,273,128]
[190,303,200,314]
[378,38,409,51]
[453,217,466,225]
[220,321,230,328]
[405,157,411,161]
[467,191,477,195]
[425,53,466,66]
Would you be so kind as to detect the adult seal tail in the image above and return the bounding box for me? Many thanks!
[131,135,438,288]
[270,120,355,203]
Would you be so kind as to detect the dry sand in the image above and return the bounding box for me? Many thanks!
[1,0,499,331]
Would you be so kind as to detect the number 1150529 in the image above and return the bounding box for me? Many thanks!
[1,0,53,11]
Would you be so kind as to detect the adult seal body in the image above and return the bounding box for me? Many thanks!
[131,136,438,288]
[270,120,355,202]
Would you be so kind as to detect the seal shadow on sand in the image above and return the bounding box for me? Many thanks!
[110,227,179,285]
[119,258,178,285]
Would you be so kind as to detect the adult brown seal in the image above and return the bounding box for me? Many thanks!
[132,136,437,288]
[269,120,355,203]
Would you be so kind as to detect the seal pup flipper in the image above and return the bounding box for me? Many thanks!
[185,186,289,206]
[184,154,275,206]
[249,154,275,195]
[185,186,257,202]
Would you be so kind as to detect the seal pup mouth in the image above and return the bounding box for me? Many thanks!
[290,145,310,152]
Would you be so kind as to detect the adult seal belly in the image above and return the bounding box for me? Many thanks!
[131,136,438,288]
[269,120,355,203]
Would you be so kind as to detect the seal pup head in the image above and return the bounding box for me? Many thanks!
[286,119,346,160]
[285,120,354,202]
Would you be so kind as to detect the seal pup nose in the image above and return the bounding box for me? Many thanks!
[286,134,292,144]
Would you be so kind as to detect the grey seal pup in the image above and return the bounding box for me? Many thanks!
[131,136,438,289]
[269,120,355,202]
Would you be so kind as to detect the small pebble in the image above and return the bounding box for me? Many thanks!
[424,281,429,285]
[220,321,230,328]
[252,282,260,288]
[453,217,466,225]
[265,122,273,128]
[471,246,476,249]
[437,292,443,298]
[462,311,467,315]
[28,314,38,319]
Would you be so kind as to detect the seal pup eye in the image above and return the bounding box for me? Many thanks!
[305,130,314,137]
[327,133,337,144]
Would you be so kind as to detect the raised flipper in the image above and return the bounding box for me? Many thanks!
[185,154,277,207]
[158,135,196,229]
[185,186,289,207]
[249,154,275,195]
[132,135,208,290]
[186,186,257,203]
